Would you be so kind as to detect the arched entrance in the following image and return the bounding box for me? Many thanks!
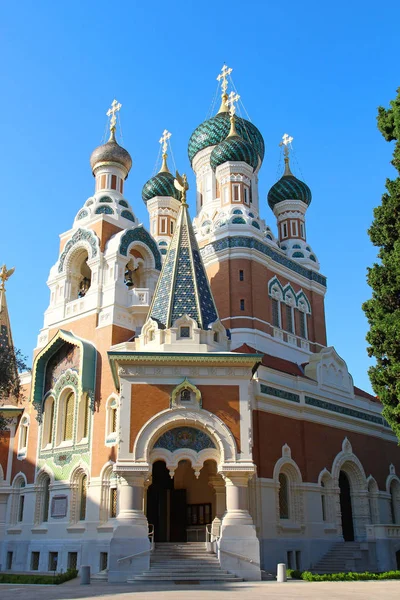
[339,470,354,541]
[146,459,218,543]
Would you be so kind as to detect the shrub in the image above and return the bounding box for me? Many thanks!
[0,569,78,585]
[299,570,400,582]
[287,569,302,579]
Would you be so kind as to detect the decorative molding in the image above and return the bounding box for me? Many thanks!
[200,236,326,286]
[260,384,300,403]
[305,396,384,425]
[154,427,216,452]
[58,228,99,273]
[119,225,162,270]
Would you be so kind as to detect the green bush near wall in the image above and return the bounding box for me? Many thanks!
[287,569,400,581]
[0,569,78,585]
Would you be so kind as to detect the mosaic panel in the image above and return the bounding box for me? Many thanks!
[260,384,300,403]
[154,427,216,452]
[58,228,99,273]
[121,209,135,222]
[44,343,80,394]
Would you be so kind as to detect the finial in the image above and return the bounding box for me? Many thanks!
[0,265,15,291]
[279,133,294,176]
[217,64,232,113]
[159,129,172,173]
[106,99,122,141]
[174,171,189,205]
[225,91,240,137]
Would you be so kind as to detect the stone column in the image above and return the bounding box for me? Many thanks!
[218,473,261,581]
[209,475,226,538]
[108,471,150,583]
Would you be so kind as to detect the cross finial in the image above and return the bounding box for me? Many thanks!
[106,99,122,134]
[159,129,172,154]
[226,91,240,117]
[279,133,294,158]
[217,64,232,94]
[0,265,15,291]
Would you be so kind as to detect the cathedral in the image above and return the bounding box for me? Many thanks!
[0,66,400,582]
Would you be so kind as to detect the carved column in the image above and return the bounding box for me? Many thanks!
[117,473,147,527]
[209,475,226,538]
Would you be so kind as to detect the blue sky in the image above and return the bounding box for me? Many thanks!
[1,0,399,393]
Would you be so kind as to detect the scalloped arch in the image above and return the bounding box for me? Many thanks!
[58,228,99,273]
[119,226,162,270]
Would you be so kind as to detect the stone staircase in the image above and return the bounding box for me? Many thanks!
[127,542,242,583]
[312,542,368,574]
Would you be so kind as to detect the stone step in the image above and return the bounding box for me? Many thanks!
[128,575,242,582]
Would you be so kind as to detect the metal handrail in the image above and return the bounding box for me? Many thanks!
[117,524,155,563]
[219,548,260,567]
[205,523,220,543]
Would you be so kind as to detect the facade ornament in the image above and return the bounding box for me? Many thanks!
[106,98,122,138]
[0,265,15,291]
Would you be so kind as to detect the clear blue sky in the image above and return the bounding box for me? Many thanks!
[1,0,399,393]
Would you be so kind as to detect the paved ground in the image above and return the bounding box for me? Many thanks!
[0,579,399,600]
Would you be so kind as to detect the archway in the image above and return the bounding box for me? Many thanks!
[146,459,218,543]
[339,471,354,541]
[396,549,400,570]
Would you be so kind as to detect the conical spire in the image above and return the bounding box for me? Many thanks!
[148,192,219,330]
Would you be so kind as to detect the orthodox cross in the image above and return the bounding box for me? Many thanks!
[106,99,122,132]
[217,64,232,94]
[159,129,172,154]
[226,91,240,116]
[279,133,293,158]
[0,265,15,291]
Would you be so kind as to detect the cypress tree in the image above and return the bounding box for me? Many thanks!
[363,88,400,440]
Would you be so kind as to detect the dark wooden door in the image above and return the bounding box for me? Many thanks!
[339,471,355,541]
[170,489,187,542]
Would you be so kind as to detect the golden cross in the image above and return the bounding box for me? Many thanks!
[217,64,232,94]
[279,133,294,158]
[226,91,240,116]
[0,265,15,291]
[159,129,172,154]
[106,99,122,133]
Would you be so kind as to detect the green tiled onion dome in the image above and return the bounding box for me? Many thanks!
[90,130,132,175]
[142,170,181,203]
[267,159,312,209]
[188,111,265,165]
[210,133,258,171]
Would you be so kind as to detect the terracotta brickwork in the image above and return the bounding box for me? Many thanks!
[59,218,122,254]
[253,410,400,489]
[201,385,241,452]
[0,431,10,478]
[206,258,327,348]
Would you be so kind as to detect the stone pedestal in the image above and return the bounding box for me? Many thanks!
[108,473,150,583]
[218,474,261,580]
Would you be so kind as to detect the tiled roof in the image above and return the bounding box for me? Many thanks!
[354,385,379,403]
[148,200,219,330]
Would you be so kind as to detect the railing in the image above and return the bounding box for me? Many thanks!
[366,524,400,539]
[117,524,155,564]
[206,523,220,544]
[219,548,260,567]
[128,288,150,307]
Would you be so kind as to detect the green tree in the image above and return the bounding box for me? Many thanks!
[363,87,400,440]
[0,344,28,433]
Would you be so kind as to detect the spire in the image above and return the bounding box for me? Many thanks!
[159,129,172,173]
[148,177,219,330]
[106,99,122,142]
[217,64,232,114]
[279,133,294,176]
[0,265,15,356]
[226,91,240,137]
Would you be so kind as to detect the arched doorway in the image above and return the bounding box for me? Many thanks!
[146,459,218,543]
[396,549,400,570]
[339,470,354,541]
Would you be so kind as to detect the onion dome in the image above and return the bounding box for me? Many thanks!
[90,129,132,175]
[267,155,312,209]
[210,115,258,171]
[188,95,265,165]
[142,153,181,203]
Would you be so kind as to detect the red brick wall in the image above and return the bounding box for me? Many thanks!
[253,410,400,489]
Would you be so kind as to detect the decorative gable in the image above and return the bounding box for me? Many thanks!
[304,346,354,398]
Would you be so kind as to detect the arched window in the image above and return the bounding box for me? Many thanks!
[106,397,118,445]
[279,473,289,519]
[11,476,26,525]
[368,477,379,524]
[99,463,118,523]
[390,479,400,524]
[63,392,75,442]
[77,394,90,443]
[79,475,88,521]
[70,468,89,524]
[18,416,29,455]
[34,472,51,524]
[42,396,54,448]
[66,247,92,300]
